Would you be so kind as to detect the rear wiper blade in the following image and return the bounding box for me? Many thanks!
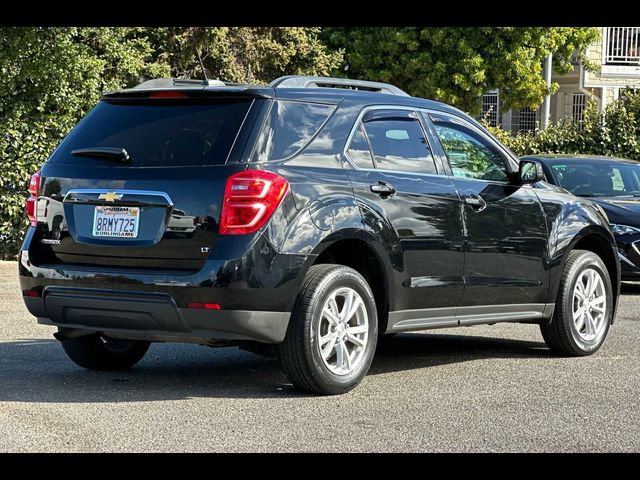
[71,147,131,163]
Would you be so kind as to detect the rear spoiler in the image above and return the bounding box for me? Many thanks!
[101,86,273,101]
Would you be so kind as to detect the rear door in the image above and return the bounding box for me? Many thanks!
[427,112,549,317]
[344,108,465,316]
[33,93,265,270]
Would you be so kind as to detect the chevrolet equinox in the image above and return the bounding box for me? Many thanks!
[18,76,621,395]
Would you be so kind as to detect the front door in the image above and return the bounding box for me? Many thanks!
[344,108,465,316]
[428,112,549,320]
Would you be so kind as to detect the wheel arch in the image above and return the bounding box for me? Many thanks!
[548,225,620,323]
[304,230,396,334]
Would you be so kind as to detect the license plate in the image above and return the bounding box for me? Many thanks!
[92,206,140,238]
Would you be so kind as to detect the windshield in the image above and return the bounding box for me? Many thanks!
[548,160,640,197]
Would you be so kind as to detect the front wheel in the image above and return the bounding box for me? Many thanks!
[279,265,378,395]
[540,249,613,356]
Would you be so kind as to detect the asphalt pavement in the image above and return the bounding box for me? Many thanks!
[1,260,639,452]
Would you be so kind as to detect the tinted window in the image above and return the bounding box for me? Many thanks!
[549,161,640,196]
[346,123,374,168]
[432,117,509,182]
[49,99,253,167]
[362,118,437,174]
[253,100,335,162]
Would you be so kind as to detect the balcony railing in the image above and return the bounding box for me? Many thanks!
[605,27,640,65]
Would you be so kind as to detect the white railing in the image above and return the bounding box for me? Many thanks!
[605,27,640,65]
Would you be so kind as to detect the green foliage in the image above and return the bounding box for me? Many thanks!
[0,27,170,259]
[486,91,640,161]
[149,27,343,83]
[0,27,342,258]
[322,27,599,113]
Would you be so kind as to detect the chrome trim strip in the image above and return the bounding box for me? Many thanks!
[387,303,551,333]
[64,189,174,206]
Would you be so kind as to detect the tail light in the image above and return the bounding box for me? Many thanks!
[219,170,289,235]
[26,171,41,226]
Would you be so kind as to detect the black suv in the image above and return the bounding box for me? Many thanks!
[19,76,620,395]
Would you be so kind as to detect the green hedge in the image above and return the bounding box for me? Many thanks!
[486,91,640,160]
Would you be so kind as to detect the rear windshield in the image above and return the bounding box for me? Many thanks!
[49,99,253,167]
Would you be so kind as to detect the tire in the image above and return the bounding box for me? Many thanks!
[279,264,378,395]
[52,216,63,240]
[60,332,150,371]
[540,249,613,356]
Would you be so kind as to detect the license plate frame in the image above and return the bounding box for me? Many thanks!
[92,206,140,238]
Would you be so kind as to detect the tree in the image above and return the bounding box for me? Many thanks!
[322,27,599,113]
[0,27,170,258]
[147,27,342,83]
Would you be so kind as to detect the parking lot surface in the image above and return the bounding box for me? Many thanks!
[1,261,639,452]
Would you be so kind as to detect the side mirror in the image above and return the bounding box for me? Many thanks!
[519,160,545,184]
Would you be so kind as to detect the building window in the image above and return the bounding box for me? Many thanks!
[605,27,640,65]
[512,107,538,134]
[572,93,587,125]
[481,92,499,127]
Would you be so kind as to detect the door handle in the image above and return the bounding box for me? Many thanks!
[370,181,396,197]
[464,194,487,212]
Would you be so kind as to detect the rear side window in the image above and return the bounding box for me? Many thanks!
[252,100,335,162]
[49,99,253,167]
[346,123,374,169]
[363,118,437,174]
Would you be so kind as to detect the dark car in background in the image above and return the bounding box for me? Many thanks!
[523,155,640,280]
[19,76,620,395]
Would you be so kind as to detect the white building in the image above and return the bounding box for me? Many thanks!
[482,27,640,133]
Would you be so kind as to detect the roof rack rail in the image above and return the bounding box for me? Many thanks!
[269,75,409,96]
[133,78,227,89]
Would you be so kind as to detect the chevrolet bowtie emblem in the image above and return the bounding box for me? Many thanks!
[98,192,123,202]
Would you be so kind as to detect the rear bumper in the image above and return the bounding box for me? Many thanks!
[24,287,290,344]
[19,230,314,344]
[19,230,313,311]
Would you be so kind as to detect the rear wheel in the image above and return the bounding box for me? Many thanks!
[279,265,378,395]
[540,249,613,356]
[60,332,150,371]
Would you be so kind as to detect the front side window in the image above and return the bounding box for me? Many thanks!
[362,118,437,174]
[431,116,509,182]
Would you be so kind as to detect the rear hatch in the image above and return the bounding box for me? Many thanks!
[31,90,268,271]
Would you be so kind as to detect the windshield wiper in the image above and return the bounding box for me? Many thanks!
[71,147,131,163]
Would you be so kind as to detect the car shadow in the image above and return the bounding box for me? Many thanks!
[0,333,550,403]
[621,282,640,295]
